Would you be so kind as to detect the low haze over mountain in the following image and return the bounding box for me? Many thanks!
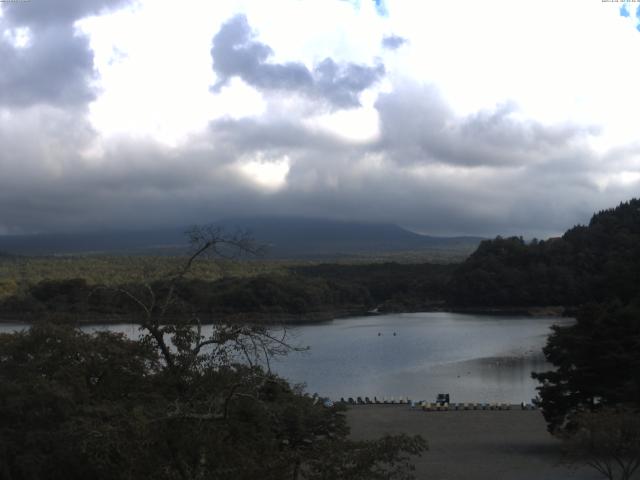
[0,217,483,258]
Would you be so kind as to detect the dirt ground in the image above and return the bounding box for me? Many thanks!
[347,405,603,480]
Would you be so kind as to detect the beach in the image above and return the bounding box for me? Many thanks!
[347,405,600,480]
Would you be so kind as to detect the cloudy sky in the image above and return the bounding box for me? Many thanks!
[1,0,639,237]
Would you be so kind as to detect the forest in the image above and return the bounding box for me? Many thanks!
[1,199,639,321]
[0,259,455,322]
[448,198,640,307]
[1,200,639,479]
[0,227,428,480]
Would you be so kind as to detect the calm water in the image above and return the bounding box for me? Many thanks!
[0,312,568,404]
[270,312,567,404]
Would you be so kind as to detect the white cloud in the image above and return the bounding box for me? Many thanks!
[76,0,640,149]
[1,0,639,235]
[239,154,290,190]
[3,26,31,48]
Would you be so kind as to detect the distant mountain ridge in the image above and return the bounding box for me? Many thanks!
[0,217,484,257]
[0,228,187,256]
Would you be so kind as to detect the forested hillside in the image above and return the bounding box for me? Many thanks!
[2,199,639,321]
[448,199,640,307]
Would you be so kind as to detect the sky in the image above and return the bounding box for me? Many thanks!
[0,0,639,238]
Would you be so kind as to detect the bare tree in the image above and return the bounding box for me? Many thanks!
[111,225,300,371]
[2,226,427,480]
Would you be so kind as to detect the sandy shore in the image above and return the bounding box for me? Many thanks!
[347,405,600,480]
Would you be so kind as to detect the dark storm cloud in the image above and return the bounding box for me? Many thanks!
[195,84,621,238]
[0,6,632,244]
[381,34,406,50]
[0,0,130,107]
[374,84,598,168]
[0,118,256,233]
[1,0,130,27]
[0,99,632,237]
[0,25,95,107]
[210,116,355,156]
[0,3,634,239]
[210,15,385,109]
[0,79,630,237]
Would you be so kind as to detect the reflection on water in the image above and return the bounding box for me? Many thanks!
[0,312,570,404]
[269,312,570,404]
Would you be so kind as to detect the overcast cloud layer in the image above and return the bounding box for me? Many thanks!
[0,0,639,237]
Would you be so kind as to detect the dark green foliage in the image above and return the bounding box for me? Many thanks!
[292,262,454,311]
[3,199,639,318]
[29,278,91,313]
[198,274,373,314]
[0,324,426,480]
[448,198,640,307]
[0,263,455,320]
[561,408,640,480]
[447,236,581,306]
[0,324,160,480]
[532,301,640,433]
[0,225,429,480]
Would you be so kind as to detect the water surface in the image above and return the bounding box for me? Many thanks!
[0,312,568,404]
[269,312,566,403]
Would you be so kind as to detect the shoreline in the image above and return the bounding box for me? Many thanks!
[444,305,567,317]
[0,305,570,325]
[0,308,371,326]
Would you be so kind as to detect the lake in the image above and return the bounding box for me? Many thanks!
[0,312,568,404]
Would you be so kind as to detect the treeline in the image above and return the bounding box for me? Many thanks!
[533,299,640,432]
[525,200,640,447]
[448,199,640,307]
[2,199,639,321]
[0,275,368,321]
[292,263,453,311]
[0,255,288,300]
[0,227,428,480]
[0,263,456,321]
